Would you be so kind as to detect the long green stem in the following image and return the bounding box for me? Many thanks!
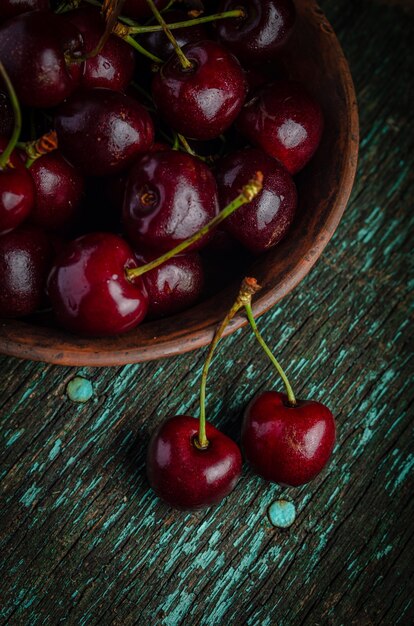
[128,9,245,34]
[0,62,22,170]
[197,278,262,449]
[126,172,263,281]
[244,300,297,405]
[145,0,192,69]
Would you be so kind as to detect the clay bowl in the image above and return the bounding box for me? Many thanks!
[0,0,359,366]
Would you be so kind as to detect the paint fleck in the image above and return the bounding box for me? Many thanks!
[48,438,62,461]
[268,500,296,528]
[20,484,41,508]
[67,377,93,403]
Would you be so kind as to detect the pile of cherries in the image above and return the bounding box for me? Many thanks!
[0,0,324,337]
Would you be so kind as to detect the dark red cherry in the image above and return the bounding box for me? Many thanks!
[0,91,13,137]
[0,226,52,317]
[152,40,247,140]
[65,7,135,92]
[216,148,297,253]
[0,139,35,235]
[30,152,84,233]
[216,0,296,64]
[237,81,324,174]
[242,391,336,486]
[140,9,209,60]
[55,88,154,176]
[47,232,148,336]
[123,150,218,253]
[122,0,169,20]
[0,11,84,108]
[147,415,242,510]
[137,252,204,318]
[0,0,49,20]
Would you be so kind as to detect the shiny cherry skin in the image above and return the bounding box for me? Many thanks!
[0,0,49,20]
[30,152,84,233]
[242,391,336,486]
[0,11,84,108]
[123,150,218,253]
[216,0,296,64]
[216,148,297,253]
[65,7,135,92]
[55,88,154,176]
[47,232,148,336]
[0,140,35,235]
[140,9,208,60]
[137,252,204,319]
[0,91,13,137]
[147,415,242,510]
[122,0,169,21]
[152,40,247,140]
[237,81,324,174]
[0,226,52,317]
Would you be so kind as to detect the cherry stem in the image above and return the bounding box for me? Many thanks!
[244,300,297,406]
[0,61,22,171]
[197,277,262,449]
[17,130,58,167]
[126,171,263,281]
[145,0,193,69]
[123,34,163,63]
[127,9,245,34]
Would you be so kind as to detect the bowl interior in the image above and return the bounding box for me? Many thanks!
[0,0,359,366]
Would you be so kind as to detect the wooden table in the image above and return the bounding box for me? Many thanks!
[1,1,413,623]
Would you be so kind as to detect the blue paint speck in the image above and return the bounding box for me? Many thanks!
[48,439,62,461]
[268,500,296,528]
[20,484,41,508]
[67,376,93,403]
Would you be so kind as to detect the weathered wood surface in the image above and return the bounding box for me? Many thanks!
[0,1,413,624]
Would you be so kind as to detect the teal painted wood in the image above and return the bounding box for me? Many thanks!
[1,1,413,624]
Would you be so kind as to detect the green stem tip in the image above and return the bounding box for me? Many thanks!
[0,61,22,170]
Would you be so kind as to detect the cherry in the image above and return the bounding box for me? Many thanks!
[236,279,336,486]
[47,232,148,336]
[0,0,49,21]
[29,151,84,233]
[216,0,296,64]
[242,391,336,486]
[216,147,297,253]
[123,150,219,253]
[140,9,209,61]
[122,0,169,21]
[237,81,324,174]
[64,6,136,92]
[0,11,84,108]
[0,91,13,137]
[0,136,34,235]
[147,415,242,510]
[55,88,154,176]
[152,40,247,140]
[137,252,204,319]
[0,226,52,317]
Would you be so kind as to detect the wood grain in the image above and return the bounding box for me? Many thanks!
[0,0,413,624]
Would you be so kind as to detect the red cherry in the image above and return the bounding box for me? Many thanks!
[0,226,52,317]
[55,88,154,176]
[30,151,84,233]
[137,252,204,319]
[216,0,296,64]
[152,40,247,140]
[0,139,35,235]
[0,91,13,137]
[64,7,136,92]
[216,147,297,253]
[140,9,209,61]
[237,81,324,174]
[47,232,148,336]
[123,150,218,253]
[0,11,84,108]
[147,415,242,510]
[0,0,49,21]
[242,391,336,486]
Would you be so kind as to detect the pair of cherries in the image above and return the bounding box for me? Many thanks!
[147,278,336,510]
